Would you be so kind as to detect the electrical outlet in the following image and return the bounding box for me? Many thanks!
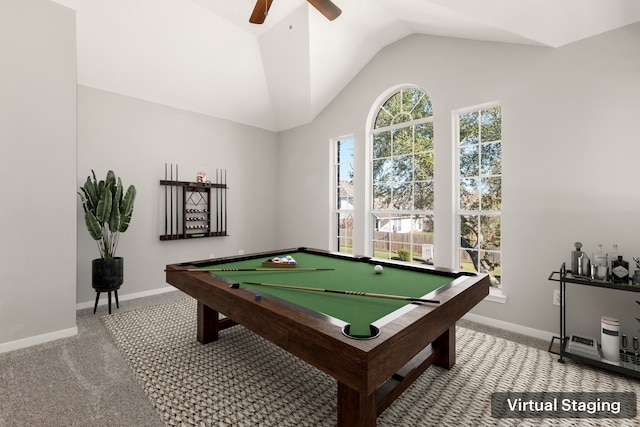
[238,249,244,255]
[209,253,215,259]
[553,289,561,306]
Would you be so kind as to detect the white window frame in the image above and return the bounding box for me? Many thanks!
[330,135,355,254]
[454,102,505,303]
[367,85,435,263]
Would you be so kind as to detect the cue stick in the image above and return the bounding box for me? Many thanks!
[243,281,440,304]
[175,164,179,238]
[164,163,168,239]
[170,163,173,238]
[224,169,227,234]
[187,267,335,272]
[217,168,220,234]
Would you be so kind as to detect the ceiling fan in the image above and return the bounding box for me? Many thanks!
[250,0,342,24]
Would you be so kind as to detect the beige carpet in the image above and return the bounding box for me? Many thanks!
[102,298,640,426]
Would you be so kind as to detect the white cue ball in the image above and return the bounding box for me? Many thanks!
[374,265,383,274]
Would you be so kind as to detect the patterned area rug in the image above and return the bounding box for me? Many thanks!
[103,298,640,426]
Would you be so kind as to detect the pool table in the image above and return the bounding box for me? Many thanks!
[165,247,489,426]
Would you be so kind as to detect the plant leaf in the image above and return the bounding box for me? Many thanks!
[105,170,116,188]
[84,211,103,241]
[118,185,136,232]
[109,179,123,232]
[95,185,112,223]
[83,175,99,209]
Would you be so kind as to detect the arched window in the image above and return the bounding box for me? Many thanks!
[370,87,434,263]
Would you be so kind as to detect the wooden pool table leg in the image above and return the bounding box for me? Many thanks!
[197,301,221,344]
[196,301,238,344]
[337,382,377,427]
[433,324,456,369]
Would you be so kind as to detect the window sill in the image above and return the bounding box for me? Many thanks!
[485,287,506,304]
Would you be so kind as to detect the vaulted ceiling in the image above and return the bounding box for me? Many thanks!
[52,0,640,131]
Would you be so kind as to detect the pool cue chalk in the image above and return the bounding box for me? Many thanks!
[374,265,383,274]
[255,294,262,301]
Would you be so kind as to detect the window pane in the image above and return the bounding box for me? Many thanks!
[337,139,354,213]
[337,162,354,185]
[460,248,477,272]
[393,112,412,125]
[372,158,392,184]
[414,181,434,210]
[375,109,393,128]
[392,182,412,210]
[480,215,501,251]
[414,122,434,152]
[382,92,402,117]
[338,182,353,210]
[338,139,353,167]
[393,127,413,156]
[480,251,501,286]
[481,107,501,142]
[460,145,479,177]
[401,88,422,116]
[414,152,434,181]
[480,177,502,210]
[412,93,433,118]
[459,112,479,145]
[373,132,391,158]
[480,141,501,176]
[372,213,435,263]
[372,213,392,259]
[392,155,412,183]
[460,178,479,210]
[372,183,391,209]
[338,212,353,253]
[460,215,479,248]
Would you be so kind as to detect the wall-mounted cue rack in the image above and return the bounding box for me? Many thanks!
[160,165,228,240]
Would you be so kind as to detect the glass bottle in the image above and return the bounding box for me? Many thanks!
[571,242,583,275]
[610,244,618,280]
[593,244,608,280]
[611,255,630,284]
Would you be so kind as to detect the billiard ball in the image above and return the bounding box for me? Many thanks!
[374,265,383,274]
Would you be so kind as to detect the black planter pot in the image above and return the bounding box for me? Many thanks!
[92,257,124,291]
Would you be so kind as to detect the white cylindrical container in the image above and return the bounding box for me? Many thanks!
[601,316,620,363]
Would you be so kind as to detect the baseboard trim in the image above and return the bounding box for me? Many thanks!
[462,311,555,342]
[0,326,78,354]
[76,286,178,310]
[2,288,552,355]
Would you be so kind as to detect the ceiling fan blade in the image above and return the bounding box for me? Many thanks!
[307,0,342,21]
[249,0,274,24]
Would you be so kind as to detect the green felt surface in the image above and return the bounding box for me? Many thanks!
[204,252,454,338]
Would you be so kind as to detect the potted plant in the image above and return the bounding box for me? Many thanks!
[78,170,136,300]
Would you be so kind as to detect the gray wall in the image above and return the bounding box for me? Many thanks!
[76,86,280,306]
[0,0,77,347]
[277,25,640,340]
